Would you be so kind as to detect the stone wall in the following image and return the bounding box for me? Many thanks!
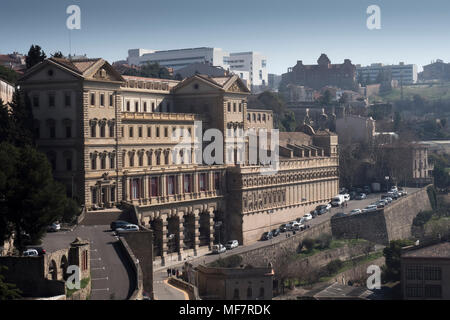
[331,187,432,245]
[328,256,385,286]
[118,236,143,300]
[237,220,332,267]
[120,230,153,298]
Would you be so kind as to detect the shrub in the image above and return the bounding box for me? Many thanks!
[302,238,315,252]
[208,255,242,268]
[315,234,332,250]
[325,259,343,276]
[413,210,433,227]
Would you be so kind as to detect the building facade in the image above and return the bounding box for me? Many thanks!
[401,242,450,300]
[281,54,358,91]
[127,47,267,89]
[356,62,418,85]
[0,78,14,104]
[19,57,339,261]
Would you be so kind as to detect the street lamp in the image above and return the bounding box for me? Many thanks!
[267,210,274,244]
[385,176,389,192]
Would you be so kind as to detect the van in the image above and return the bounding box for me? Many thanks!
[331,195,345,207]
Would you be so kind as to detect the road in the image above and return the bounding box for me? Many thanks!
[42,225,134,300]
[153,187,419,294]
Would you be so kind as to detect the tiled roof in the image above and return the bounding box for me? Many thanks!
[49,57,102,75]
[402,242,450,259]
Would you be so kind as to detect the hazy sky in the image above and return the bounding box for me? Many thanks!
[1,0,450,74]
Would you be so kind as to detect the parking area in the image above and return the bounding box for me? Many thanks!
[42,225,134,300]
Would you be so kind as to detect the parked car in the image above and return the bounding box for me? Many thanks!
[374,201,385,209]
[326,203,332,211]
[399,188,407,196]
[212,244,227,254]
[115,224,139,232]
[314,205,328,215]
[381,195,393,203]
[332,212,347,219]
[47,222,61,232]
[279,224,287,232]
[285,222,294,231]
[110,220,131,231]
[261,232,273,241]
[349,191,357,200]
[355,193,367,200]
[362,205,378,213]
[349,209,362,215]
[343,193,350,202]
[225,240,239,250]
[296,217,306,224]
[378,199,389,206]
[303,213,313,221]
[390,186,398,192]
[271,229,280,237]
[23,249,39,257]
[26,246,46,256]
[387,191,398,200]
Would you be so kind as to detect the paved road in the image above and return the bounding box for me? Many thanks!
[42,225,134,300]
[153,274,188,300]
[155,188,419,272]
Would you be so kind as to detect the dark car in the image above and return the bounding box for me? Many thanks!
[110,220,130,231]
[355,193,367,200]
[332,212,347,219]
[279,224,287,232]
[261,231,273,241]
[271,229,280,237]
[363,186,371,194]
[349,191,357,200]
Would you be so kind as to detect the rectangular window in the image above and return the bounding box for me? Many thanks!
[184,174,192,193]
[156,127,160,138]
[48,94,55,107]
[110,156,115,169]
[33,96,39,107]
[66,158,72,171]
[135,101,139,112]
[131,178,140,199]
[143,102,147,112]
[65,93,71,107]
[101,157,106,169]
[167,175,176,195]
[109,124,114,137]
[150,177,159,197]
[227,102,231,112]
[109,94,113,107]
[126,101,130,111]
[147,126,151,137]
[214,172,220,190]
[66,126,71,138]
[110,187,115,202]
[129,126,133,138]
[138,127,143,138]
[91,157,96,170]
[199,173,207,191]
[90,93,95,106]
[164,127,168,137]
[49,126,56,138]
[100,93,105,106]
[233,103,236,112]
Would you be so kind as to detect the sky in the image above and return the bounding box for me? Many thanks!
[1,0,450,74]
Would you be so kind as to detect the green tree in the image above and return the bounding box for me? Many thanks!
[0,266,22,300]
[382,239,414,282]
[0,143,68,252]
[51,51,65,58]
[319,89,333,106]
[26,45,47,69]
[0,65,18,84]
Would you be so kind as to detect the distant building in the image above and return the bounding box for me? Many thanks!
[401,242,450,300]
[224,51,268,89]
[420,59,450,81]
[336,115,376,144]
[281,54,358,91]
[268,73,282,91]
[286,84,316,102]
[127,47,267,89]
[356,62,418,85]
[174,62,228,79]
[196,264,274,300]
[0,52,26,70]
[0,78,14,105]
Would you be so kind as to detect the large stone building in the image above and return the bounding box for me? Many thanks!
[420,59,450,81]
[19,57,339,262]
[401,242,450,300]
[281,54,358,92]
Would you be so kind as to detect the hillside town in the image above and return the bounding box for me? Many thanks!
[1,1,450,310]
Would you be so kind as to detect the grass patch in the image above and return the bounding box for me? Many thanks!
[66,276,90,298]
[295,238,368,260]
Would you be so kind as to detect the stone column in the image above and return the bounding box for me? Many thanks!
[178,213,184,261]
[193,210,200,256]
[208,208,215,250]
[161,216,168,265]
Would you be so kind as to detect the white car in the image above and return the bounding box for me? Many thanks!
[48,222,61,232]
[362,205,378,213]
[326,203,332,211]
[303,213,313,221]
[23,249,39,257]
[212,244,226,254]
[343,193,350,202]
[225,240,238,250]
[115,224,139,232]
[350,209,362,215]
[292,222,304,231]
[390,186,398,192]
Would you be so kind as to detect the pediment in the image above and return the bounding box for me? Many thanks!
[84,61,125,82]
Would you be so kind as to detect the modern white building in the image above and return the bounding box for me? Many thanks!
[127,47,267,89]
[356,62,418,84]
[223,51,268,88]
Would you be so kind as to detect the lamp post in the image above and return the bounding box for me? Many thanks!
[268,209,274,244]
[385,176,389,192]
[302,198,307,220]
